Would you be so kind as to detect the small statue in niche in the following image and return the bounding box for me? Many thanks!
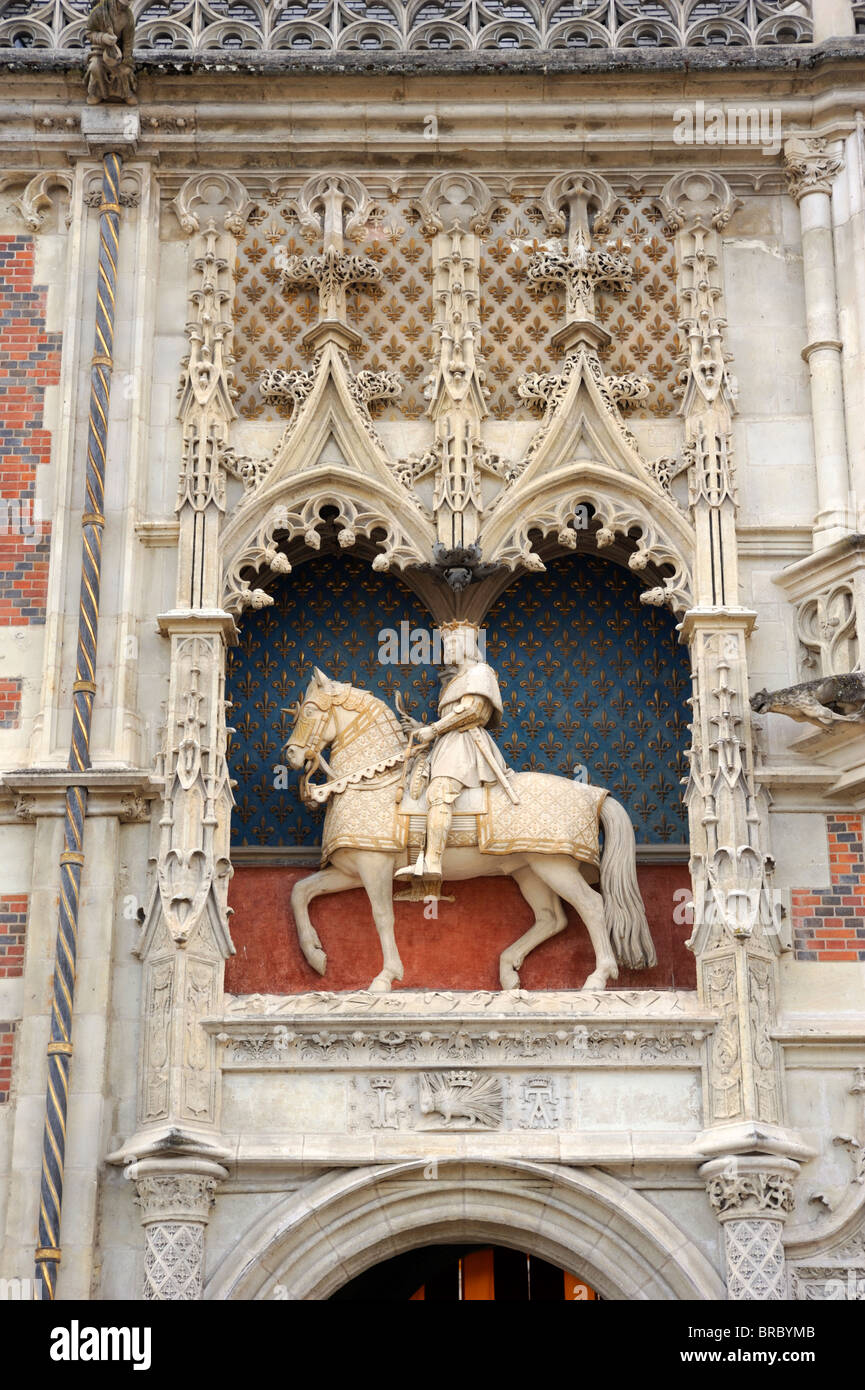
[85,0,137,106]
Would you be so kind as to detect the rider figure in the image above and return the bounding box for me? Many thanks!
[395,622,511,894]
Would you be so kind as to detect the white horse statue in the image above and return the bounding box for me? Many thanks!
[284,668,656,993]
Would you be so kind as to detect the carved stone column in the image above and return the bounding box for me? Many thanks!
[116,174,256,1298]
[784,136,849,549]
[131,1160,227,1301]
[660,171,803,1297]
[413,173,501,552]
[702,1159,797,1300]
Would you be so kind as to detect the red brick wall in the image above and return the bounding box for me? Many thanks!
[0,893,26,978]
[0,1021,16,1103]
[792,814,865,962]
[0,676,21,728]
[0,235,59,626]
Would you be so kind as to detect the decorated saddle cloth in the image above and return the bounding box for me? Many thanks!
[321,769,607,867]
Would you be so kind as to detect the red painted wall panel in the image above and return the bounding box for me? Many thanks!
[226,864,695,995]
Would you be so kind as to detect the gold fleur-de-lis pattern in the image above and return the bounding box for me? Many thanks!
[226,551,689,847]
[233,193,436,423]
[232,191,678,424]
[598,194,679,418]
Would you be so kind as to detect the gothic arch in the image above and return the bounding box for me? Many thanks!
[219,342,435,615]
[204,1159,724,1301]
[478,464,693,618]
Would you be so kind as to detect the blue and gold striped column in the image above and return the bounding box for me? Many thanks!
[35,151,123,1300]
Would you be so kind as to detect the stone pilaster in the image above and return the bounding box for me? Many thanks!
[784,136,849,550]
[120,173,257,1297]
[413,173,500,551]
[661,170,804,1298]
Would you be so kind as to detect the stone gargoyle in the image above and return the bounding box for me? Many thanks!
[750,671,865,729]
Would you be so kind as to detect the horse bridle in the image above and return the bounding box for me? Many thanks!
[285,685,405,807]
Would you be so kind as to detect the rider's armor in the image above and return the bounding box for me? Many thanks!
[396,658,511,892]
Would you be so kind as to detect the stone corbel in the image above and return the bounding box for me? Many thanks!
[774,535,865,682]
[753,538,865,790]
[170,172,257,239]
[1,770,160,822]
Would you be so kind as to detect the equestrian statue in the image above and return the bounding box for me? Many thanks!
[283,622,656,993]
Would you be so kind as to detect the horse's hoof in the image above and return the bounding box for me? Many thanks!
[583,970,608,990]
[368,974,392,993]
[499,962,520,990]
[305,946,327,976]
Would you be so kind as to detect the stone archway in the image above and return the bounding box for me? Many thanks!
[204,1159,724,1301]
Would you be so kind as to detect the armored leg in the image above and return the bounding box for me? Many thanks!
[423,783,454,877]
[394,776,460,898]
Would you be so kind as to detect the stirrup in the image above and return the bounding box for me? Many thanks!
[393,854,453,903]
[394,873,453,904]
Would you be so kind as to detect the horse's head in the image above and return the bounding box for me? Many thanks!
[283,667,342,770]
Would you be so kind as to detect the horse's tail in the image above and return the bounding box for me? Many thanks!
[599,795,656,969]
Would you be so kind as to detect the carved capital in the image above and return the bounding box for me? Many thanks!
[702,1159,797,1221]
[526,234,633,324]
[288,172,382,241]
[0,171,73,232]
[412,172,499,235]
[134,1172,221,1226]
[783,137,843,204]
[534,170,622,239]
[277,245,381,319]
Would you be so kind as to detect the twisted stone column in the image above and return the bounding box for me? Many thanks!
[702,1158,797,1300]
[34,150,125,1301]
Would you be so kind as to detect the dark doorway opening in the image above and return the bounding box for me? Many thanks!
[329,1243,599,1301]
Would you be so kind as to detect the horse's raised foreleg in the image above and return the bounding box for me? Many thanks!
[528,855,618,989]
[353,851,404,993]
[290,866,361,976]
[500,867,568,989]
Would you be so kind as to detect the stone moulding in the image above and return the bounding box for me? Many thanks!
[223,987,709,1017]
[210,1016,713,1071]
[211,988,715,1070]
[479,464,694,613]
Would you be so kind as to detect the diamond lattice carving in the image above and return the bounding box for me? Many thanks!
[724,1218,787,1301]
[143,1222,204,1301]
